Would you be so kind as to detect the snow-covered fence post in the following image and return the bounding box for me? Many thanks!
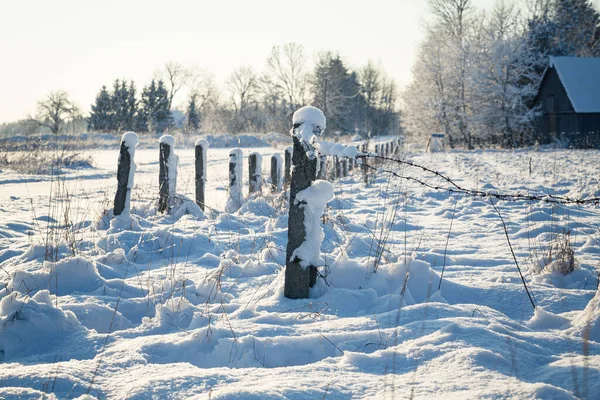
[271,153,282,192]
[248,152,262,194]
[361,142,368,185]
[158,135,177,213]
[195,139,208,211]
[335,157,341,179]
[225,149,244,212]
[284,146,292,187]
[317,155,327,180]
[342,158,348,177]
[114,131,138,217]
[328,157,336,181]
[386,142,390,157]
[395,138,401,155]
[285,106,332,299]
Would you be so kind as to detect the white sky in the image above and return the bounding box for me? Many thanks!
[1,0,599,123]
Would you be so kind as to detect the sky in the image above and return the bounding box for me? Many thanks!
[1,0,599,124]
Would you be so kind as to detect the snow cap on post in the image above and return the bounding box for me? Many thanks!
[291,106,326,144]
[159,134,175,147]
[195,138,209,149]
[122,131,139,149]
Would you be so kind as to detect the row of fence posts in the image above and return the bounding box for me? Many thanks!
[114,133,402,218]
[113,135,296,216]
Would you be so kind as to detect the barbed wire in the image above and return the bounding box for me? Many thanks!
[359,154,600,206]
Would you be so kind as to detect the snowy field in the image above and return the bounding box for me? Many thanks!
[1,143,599,399]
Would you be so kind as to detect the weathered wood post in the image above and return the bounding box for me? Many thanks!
[385,142,390,158]
[285,106,332,299]
[361,142,368,186]
[114,131,138,217]
[195,139,209,211]
[317,155,327,180]
[284,146,292,187]
[248,152,262,194]
[329,157,336,181]
[225,149,244,213]
[374,144,380,166]
[271,153,282,192]
[342,158,348,177]
[158,135,177,213]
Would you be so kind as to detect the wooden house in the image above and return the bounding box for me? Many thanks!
[532,57,600,148]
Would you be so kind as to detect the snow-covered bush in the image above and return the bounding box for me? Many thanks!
[540,231,578,275]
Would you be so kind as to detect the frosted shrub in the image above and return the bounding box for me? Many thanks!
[542,231,578,275]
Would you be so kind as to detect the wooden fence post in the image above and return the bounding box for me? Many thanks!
[158,135,177,213]
[317,155,327,180]
[225,149,244,213]
[361,142,368,186]
[114,132,138,217]
[285,107,326,299]
[284,146,292,187]
[195,139,208,211]
[249,152,262,194]
[271,153,282,192]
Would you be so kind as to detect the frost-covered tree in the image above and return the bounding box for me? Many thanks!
[405,0,545,148]
[403,26,456,146]
[430,0,476,148]
[526,0,600,58]
[471,0,541,147]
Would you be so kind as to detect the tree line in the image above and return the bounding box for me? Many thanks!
[85,45,400,137]
[403,0,600,149]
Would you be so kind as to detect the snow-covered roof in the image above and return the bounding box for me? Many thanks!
[550,56,600,113]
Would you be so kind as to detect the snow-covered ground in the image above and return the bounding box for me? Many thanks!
[0,143,599,399]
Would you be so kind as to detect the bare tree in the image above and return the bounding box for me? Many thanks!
[227,66,260,133]
[188,67,219,112]
[227,66,259,113]
[156,61,192,111]
[31,90,78,134]
[263,43,308,110]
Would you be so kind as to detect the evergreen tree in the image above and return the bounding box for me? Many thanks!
[139,80,157,133]
[527,0,600,58]
[123,81,138,131]
[311,52,361,135]
[111,79,129,131]
[139,79,172,134]
[187,95,200,132]
[154,80,172,134]
[88,85,112,131]
[554,0,600,56]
